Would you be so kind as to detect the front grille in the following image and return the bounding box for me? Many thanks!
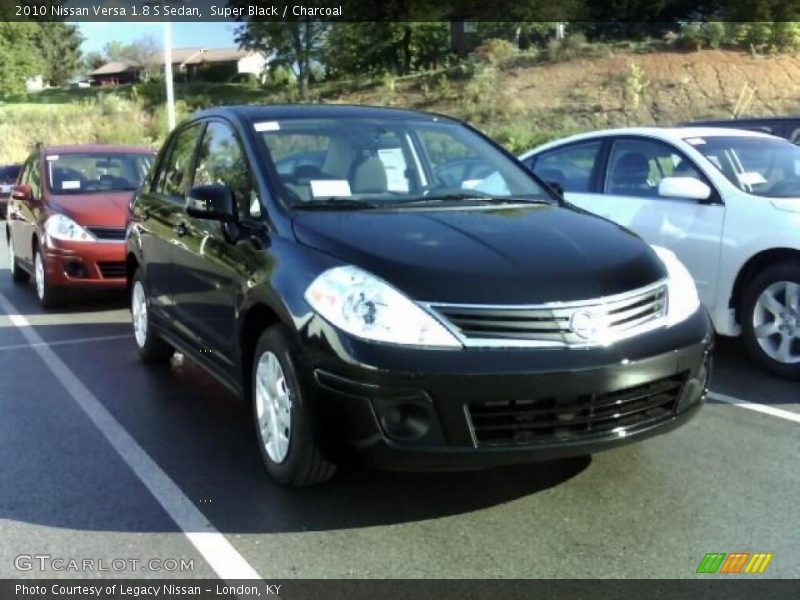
[87,226,126,241]
[429,281,668,348]
[97,261,126,279]
[466,373,686,446]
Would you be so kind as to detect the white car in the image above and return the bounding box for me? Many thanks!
[521,127,800,378]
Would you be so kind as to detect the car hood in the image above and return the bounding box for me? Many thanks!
[48,192,132,227]
[292,204,667,304]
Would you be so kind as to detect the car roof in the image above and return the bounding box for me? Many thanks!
[521,126,780,158]
[42,144,154,155]
[690,116,800,125]
[191,103,458,124]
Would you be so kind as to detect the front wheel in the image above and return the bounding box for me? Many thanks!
[251,325,336,487]
[131,270,174,363]
[33,247,61,307]
[741,262,800,378]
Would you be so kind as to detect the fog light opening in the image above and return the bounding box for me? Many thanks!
[678,353,712,410]
[379,401,431,442]
[64,261,86,278]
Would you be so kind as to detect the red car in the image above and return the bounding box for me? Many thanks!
[0,164,21,219]
[6,144,154,306]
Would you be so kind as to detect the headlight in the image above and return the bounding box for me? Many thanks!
[651,245,700,325]
[305,265,462,348]
[44,214,96,243]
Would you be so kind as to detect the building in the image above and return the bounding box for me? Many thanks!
[170,47,268,81]
[89,47,268,86]
[24,75,46,92]
[89,62,142,86]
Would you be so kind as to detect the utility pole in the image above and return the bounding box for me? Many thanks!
[163,21,176,131]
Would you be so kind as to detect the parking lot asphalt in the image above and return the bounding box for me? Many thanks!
[0,231,797,580]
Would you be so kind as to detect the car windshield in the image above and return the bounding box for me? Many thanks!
[254,117,550,207]
[686,135,800,198]
[0,165,20,183]
[45,153,153,195]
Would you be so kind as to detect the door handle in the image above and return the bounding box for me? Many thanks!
[173,222,187,237]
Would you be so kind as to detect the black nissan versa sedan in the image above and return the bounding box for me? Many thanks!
[126,105,713,486]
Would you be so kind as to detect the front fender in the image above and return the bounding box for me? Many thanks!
[714,231,800,336]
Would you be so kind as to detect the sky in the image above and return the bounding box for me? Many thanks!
[77,22,238,54]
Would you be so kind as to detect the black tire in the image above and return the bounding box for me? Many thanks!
[251,325,336,487]
[7,235,29,283]
[130,269,174,363]
[741,261,800,379]
[33,246,61,308]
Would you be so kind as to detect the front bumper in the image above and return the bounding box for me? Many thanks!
[42,237,126,289]
[300,309,714,471]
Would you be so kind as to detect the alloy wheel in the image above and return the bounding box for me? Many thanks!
[254,351,292,464]
[34,251,45,301]
[752,280,800,364]
[132,280,148,349]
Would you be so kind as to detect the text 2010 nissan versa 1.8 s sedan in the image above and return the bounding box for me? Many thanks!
[126,105,713,486]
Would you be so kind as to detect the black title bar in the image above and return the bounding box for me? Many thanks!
[3,0,800,22]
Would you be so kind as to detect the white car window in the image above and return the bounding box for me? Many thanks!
[606,139,701,198]
[532,141,602,193]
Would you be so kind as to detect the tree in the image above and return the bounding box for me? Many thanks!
[83,51,106,72]
[34,23,84,86]
[103,35,161,81]
[473,22,555,49]
[0,23,44,95]
[237,21,328,99]
[325,23,450,78]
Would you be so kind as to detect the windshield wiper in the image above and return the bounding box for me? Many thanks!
[396,194,555,206]
[293,198,379,210]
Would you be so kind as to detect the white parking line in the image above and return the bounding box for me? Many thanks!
[0,291,263,580]
[0,334,131,352]
[708,391,800,424]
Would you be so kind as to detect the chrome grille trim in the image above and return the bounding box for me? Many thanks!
[425,279,669,348]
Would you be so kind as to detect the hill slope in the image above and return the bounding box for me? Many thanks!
[2,49,800,164]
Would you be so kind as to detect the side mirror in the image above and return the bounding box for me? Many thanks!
[11,184,32,202]
[186,184,235,222]
[545,180,564,198]
[658,176,712,201]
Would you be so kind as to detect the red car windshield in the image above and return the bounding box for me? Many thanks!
[45,153,152,194]
[0,165,20,184]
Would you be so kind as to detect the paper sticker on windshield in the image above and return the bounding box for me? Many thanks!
[61,181,81,190]
[737,171,767,186]
[254,121,280,132]
[377,147,409,192]
[310,179,351,198]
[685,137,706,145]
[45,155,59,161]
